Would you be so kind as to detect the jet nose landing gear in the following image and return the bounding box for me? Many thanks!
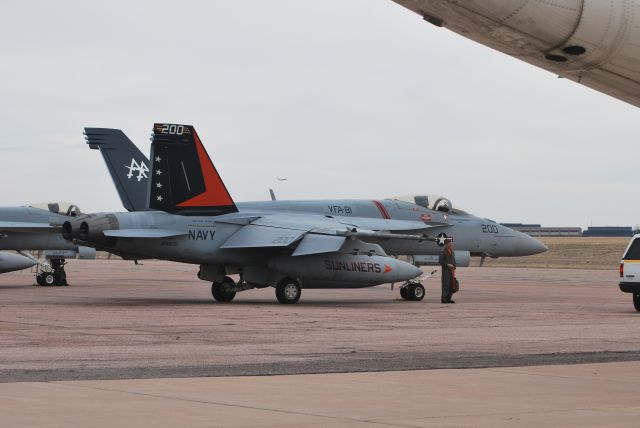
[35,258,68,286]
[400,282,425,301]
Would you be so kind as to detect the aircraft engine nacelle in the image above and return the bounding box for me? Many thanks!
[62,214,119,246]
[493,0,640,78]
[417,0,640,96]
[268,253,422,286]
[444,0,584,52]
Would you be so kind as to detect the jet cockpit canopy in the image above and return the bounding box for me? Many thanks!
[28,202,82,217]
[391,194,468,215]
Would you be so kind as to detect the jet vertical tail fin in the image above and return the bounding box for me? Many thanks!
[85,128,150,212]
[149,123,237,215]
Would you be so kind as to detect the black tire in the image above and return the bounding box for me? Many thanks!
[276,278,301,304]
[407,284,425,301]
[211,276,236,302]
[634,293,640,312]
[400,287,408,299]
[35,274,44,286]
[43,273,55,286]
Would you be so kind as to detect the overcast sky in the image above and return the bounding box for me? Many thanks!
[1,1,638,228]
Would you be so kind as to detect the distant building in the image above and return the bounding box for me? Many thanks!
[501,223,582,237]
[501,223,541,228]
[582,226,633,237]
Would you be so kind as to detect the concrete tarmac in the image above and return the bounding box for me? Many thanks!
[2,362,639,427]
[0,260,638,382]
[2,260,640,426]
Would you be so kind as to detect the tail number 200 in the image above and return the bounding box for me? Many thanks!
[481,224,499,234]
[160,124,184,135]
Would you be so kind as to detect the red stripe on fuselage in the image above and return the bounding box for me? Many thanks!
[372,200,391,219]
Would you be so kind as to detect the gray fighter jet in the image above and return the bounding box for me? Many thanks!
[64,123,546,303]
[0,202,94,284]
[0,129,149,285]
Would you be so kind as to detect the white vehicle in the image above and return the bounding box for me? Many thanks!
[619,234,640,312]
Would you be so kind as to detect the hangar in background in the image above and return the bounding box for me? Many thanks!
[501,224,582,237]
[503,224,634,238]
[583,226,633,238]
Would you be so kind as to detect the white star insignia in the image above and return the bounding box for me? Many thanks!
[156,195,163,202]
[156,182,162,188]
[155,156,161,162]
[156,169,162,176]
[436,234,449,246]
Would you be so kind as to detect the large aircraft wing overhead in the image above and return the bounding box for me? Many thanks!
[103,229,186,238]
[0,221,54,232]
[392,0,640,108]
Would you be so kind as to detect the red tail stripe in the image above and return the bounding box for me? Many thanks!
[176,129,235,208]
[372,200,391,219]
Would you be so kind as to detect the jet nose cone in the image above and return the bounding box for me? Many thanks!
[390,258,423,282]
[410,263,423,278]
[518,233,547,256]
[531,239,548,255]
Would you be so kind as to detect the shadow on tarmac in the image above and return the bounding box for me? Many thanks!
[57,297,408,307]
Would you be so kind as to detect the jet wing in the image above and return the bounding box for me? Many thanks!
[291,234,346,256]
[218,213,448,254]
[251,214,440,233]
[220,224,306,249]
[0,221,54,232]
[103,229,187,238]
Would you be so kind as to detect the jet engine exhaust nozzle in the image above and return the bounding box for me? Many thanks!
[61,214,119,246]
[61,214,91,241]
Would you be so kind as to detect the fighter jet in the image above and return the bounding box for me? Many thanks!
[0,202,95,284]
[392,0,640,107]
[64,123,546,303]
[0,129,149,285]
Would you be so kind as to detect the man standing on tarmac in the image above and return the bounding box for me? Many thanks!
[439,239,456,304]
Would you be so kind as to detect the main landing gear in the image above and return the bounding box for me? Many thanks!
[275,278,301,304]
[211,276,237,302]
[35,258,68,286]
[209,276,303,304]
